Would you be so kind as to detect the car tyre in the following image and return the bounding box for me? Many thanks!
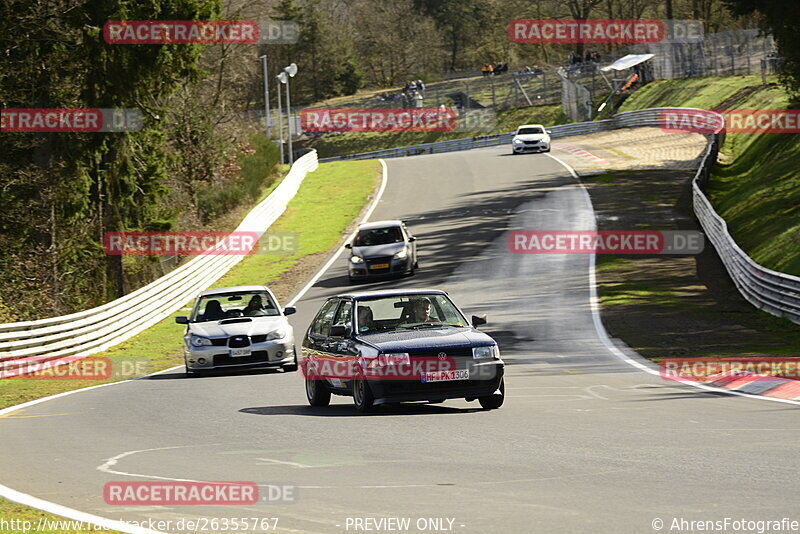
[352,375,376,413]
[478,378,505,410]
[283,349,299,372]
[305,377,331,407]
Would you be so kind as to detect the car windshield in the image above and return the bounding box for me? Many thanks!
[354,227,403,246]
[518,127,544,135]
[355,294,468,334]
[192,291,280,322]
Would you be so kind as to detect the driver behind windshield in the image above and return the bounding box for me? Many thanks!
[412,298,437,323]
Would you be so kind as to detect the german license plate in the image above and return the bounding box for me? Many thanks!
[369,263,390,269]
[422,369,469,382]
[230,348,252,358]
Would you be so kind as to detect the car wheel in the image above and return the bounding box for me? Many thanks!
[544,147,551,153]
[478,378,505,410]
[305,377,331,407]
[352,375,376,413]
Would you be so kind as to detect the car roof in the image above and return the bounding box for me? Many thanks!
[357,219,404,231]
[198,286,269,297]
[333,288,447,300]
[517,124,545,129]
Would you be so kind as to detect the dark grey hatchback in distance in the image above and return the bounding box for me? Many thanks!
[346,220,418,281]
[300,289,505,413]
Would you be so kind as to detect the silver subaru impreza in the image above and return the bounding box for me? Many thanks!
[175,286,297,376]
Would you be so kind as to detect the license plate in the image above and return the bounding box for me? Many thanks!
[422,369,469,382]
[369,263,390,269]
[230,348,252,358]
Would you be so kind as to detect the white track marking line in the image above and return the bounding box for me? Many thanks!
[0,482,164,533]
[544,152,800,407]
[256,458,312,468]
[286,158,388,307]
[97,446,211,482]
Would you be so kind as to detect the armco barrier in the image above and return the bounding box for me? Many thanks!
[0,150,319,376]
[320,108,800,325]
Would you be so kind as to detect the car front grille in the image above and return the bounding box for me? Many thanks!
[213,351,270,366]
[228,336,250,348]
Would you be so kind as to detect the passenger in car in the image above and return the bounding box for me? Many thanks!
[357,306,374,333]
[243,295,265,316]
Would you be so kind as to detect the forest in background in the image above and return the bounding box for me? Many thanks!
[1,0,797,321]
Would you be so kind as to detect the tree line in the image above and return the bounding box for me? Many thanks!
[0,0,797,321]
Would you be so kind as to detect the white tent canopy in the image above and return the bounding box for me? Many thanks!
[600,54,655,72]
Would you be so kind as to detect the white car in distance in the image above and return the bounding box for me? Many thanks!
[511,124,551,154]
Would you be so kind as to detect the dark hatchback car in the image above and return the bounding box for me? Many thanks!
[346,220,418,281]
[300,289,504,413]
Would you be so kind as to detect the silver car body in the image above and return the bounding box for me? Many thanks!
[179,285,296,374]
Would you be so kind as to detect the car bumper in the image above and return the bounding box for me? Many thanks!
[513,143,549,153]
[349,258,411,278]
[185,340,295,371]
[368,363,503,405]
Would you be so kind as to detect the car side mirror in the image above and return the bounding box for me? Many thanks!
[546,130,552,134]
[344,243,352,249]
[408,236,416,242]
[283,306,296,316]
[175,316,189,325]
[472,315,487,327]
[330,324,348,337]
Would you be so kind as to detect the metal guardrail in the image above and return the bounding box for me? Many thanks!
[321,107,800,325]
[0,150,320,376]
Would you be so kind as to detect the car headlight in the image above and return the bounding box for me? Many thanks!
[265,329,287,341]
[512,138,523,145]
[350,255,364,264]
[191,335,212,347]
[473,345,498,359]
[393,248,408,259]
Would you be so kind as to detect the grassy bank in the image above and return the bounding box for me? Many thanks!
[619,74,800,276]
[0,159,380,411]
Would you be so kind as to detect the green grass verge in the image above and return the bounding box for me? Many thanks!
[0,159,380,411]
[0,499,110,534]
[620,75,800,276]
[0,158,380,531]
[618,75,778,111]
[307,105,569,158]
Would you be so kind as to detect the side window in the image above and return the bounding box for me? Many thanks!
[311,299,339,336]
[332,301,354,333]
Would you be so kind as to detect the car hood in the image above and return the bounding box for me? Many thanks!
[351,242,405,259]
[358,328,494,352]
[188,316,288,338]
[514,134,549,141]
